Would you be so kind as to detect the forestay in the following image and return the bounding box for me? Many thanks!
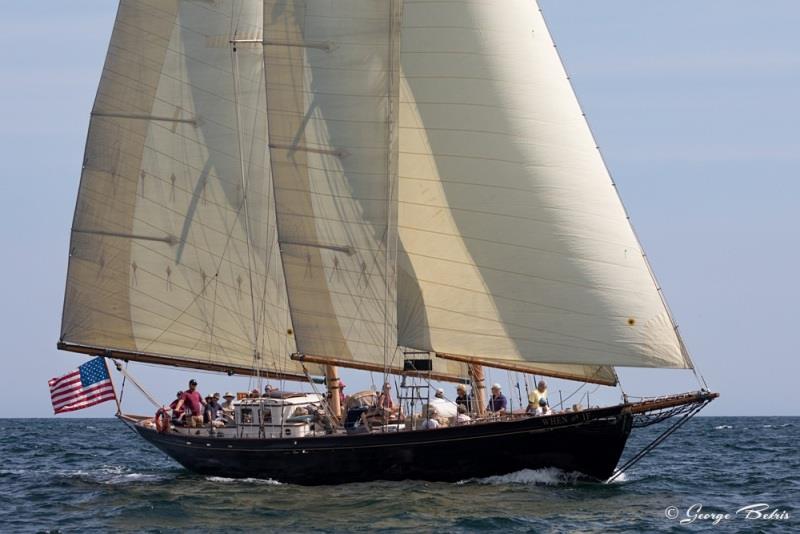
[61,0,316,378]
[397,0,692,371]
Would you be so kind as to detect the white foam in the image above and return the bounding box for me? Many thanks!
[458,467,582,486]
[59,465,165,484]
[714,424,733,430]
[604,472,628,484]
[206,476,282,485]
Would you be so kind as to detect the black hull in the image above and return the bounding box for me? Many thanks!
[132,406,633,485]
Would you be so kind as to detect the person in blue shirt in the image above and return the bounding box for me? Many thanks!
[487,383,507,415]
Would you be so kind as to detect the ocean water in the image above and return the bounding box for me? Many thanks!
[0,417,796,533]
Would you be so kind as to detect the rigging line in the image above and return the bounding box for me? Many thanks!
[383,0,401,381]
[231,37,261,373]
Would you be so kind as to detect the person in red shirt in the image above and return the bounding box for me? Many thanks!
[175,379,206,428]
[168,391,185,426]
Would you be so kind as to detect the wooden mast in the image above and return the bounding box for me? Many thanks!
[325,365,342,419]
[469,363,487,416]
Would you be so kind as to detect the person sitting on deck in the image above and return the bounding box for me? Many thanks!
[262,385,277,397]
[175,379,206,428]
[528,380,548,407]
[532,398,551,416]
[487,383,507,415]
[169,391,185,426]
[221,392,235,423]
[249,389,260,399]
[455,384,473,413]
[453,404,472,425]
[206,393,224,426]
[422,407,440,429]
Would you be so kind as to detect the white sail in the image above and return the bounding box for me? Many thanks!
[262,0,402,367]
[397,0,691,371]
[61,0,316,378]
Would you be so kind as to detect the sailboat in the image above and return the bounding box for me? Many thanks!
[58,0,717,485]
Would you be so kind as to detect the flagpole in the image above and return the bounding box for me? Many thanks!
[103,357,123,415]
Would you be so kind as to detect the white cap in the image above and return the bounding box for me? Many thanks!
[435,388,444,395]
[491,383,501,390]
[223,392,234,398]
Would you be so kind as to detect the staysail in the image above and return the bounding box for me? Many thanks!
[396,0,692,373]
[61,0,317,379]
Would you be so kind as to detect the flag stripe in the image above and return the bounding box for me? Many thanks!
[52,380,113,409]
[53,387,115,412]
[54,393,117,414]
[50,377,82,396]
[48,371,79,388]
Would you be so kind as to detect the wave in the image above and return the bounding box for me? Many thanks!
[714,425,733,430]
[205,476,283,485]
[59,465,166,485]
[458,468,583,486]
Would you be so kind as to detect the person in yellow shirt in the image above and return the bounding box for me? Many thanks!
[528,380,548,406]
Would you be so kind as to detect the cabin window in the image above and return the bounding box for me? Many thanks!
[262,409,273,424]
[241,408,253,424]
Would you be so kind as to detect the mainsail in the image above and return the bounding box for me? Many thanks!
[61,0,317,378]
[396,0,692,374]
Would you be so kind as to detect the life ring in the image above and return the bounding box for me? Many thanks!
[155,408,170,433]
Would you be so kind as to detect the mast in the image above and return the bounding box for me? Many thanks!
[324,365,342,419]
[468,364,486,416]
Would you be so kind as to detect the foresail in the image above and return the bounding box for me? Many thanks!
[61,0,317,378]
[262,0,402,368]
[397,0,691,370]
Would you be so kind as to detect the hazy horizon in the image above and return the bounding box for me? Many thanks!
[1,1,797,418]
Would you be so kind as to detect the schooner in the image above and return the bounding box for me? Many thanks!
[57,0,717,484]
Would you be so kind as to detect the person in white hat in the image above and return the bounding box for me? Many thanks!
[488,383,507,415]
[221,391,236,423]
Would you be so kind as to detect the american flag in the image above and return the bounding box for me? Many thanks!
[49,357,116,414]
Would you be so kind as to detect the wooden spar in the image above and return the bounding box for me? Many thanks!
[290,353,468,383]
[469,363,487,416]
[325,365,342,419]
[102,357,122,415]
[57,341,310,382]
[625,390,719,414]
[435,352,617,386]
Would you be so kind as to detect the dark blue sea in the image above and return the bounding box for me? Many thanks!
[0,417,796,533]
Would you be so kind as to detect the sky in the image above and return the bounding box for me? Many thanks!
[0,1,797,418]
